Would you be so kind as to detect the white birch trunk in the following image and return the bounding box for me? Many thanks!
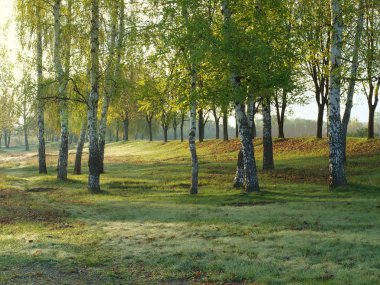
[99,8,118,173]
[189,67,199,195]
[328,0,346,188]
[36,13,47,174]
[342,0,364,161]
[88,0,101,193]
[53,0,69,180]
[223,0,259,192]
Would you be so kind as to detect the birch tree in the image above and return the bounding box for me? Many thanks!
[53,0,72,180]
[87,0,102,193]
[328,0,347,189]
[222,0,259,192]
[361,0,380,139]
[342,0,364,161]
[16,0,49,173]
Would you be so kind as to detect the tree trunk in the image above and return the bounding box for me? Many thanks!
[7,131,10,148]
[222,0,260,192]
[99,10,117,174]
[368,106,375,139]
[116,121,120,142]
[263,99,274,171]
[235,102,260,192]
[342,0,364,162]
[251,119,257,139]
[189,67,199,194]
[3,130,8,148]
[198,109,204,142]
[215,119,220,139]
[87,0,101,193]
[148,120,153,141]
[328,0,347,189]
[223,111,229,141]
[24,124,29,151]
[247,93,254,137]
[180,113,185,142]
[163,126,168,142]
[74,119,87,175]
[54,0,70,180]
[274,90,287,139]
[36,12,47,173]
[278,119,285,139]
[123,118,129,141]
[235,113,239,138]
[317,102,325,139]
[233,149,244,188]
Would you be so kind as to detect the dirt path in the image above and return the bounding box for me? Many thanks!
[0,152,37,163]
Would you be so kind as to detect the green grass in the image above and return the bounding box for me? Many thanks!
[0,138,379,284]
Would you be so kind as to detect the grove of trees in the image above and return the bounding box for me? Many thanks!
[0,0,378,192]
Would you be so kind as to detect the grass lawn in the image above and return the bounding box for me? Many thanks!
[0,138,379,284]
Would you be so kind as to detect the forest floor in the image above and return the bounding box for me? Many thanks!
[0,138,379,284]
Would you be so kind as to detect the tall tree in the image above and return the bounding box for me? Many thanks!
[99,1,120,173]
[53,0,71,180]
[87,0,102,193]
[342,0,364,161]
[222,0,259,192]
[328,0,347,189]
[361,0,380,139]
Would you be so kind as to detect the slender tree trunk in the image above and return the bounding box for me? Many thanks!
[235,113,239,138]
[368,106,376,139]
[99,9,117,174]
[87,0,101,193]
[0,135,2,149]
[342,0,364,161]
[180,113,185,142]
[274,91,287,139]
[54,0,70,180]
[317,102,325,139]
[36,13,47,173]
[74,119,87,175]
[148,120,153,141]
[6,131,10,148]
[116,121,120,142]
[163,126,168,142]
[123,118,129,141]
[215,119,220,139]
[247,93,254,135]
[251,119,257,138]
[3,130,8,148]
[263,99,274,171]
[328,0,347,189]
[223,111,229,141]
[24,124,29,151]
[189,67,199,195]
[198,109,204,142]
[278,119,285,139]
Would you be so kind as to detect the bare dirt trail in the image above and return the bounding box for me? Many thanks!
[0,151,37,163]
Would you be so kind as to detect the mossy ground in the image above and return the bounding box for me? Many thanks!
[0,138,379,284]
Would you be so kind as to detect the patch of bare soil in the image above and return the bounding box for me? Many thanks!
[0,189,68,225]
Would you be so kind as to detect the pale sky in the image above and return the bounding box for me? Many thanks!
[0,0,373,123]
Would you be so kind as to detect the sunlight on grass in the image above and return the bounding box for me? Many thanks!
[0,138,379,284]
